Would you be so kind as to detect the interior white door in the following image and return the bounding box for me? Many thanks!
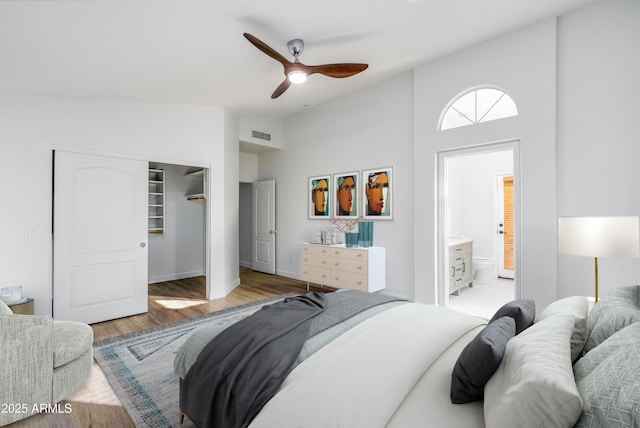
[53,151,148,323]
[252,179,276,274]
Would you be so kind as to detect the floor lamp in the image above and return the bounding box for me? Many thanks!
[558,216,640,302]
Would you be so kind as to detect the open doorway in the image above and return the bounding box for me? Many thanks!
[148,162,207,287]
[239,180,277,275]
[437,141,520,318]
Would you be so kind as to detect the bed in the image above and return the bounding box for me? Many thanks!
[174,285,640,428]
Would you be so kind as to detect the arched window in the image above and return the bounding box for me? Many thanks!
[439,87,518,131]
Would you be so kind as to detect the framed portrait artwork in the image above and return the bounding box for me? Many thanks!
[308,175,331,219]
[362,166,394,220]
[333,171,359,219]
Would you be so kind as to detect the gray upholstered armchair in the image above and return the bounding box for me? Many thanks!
[0,299,93,425]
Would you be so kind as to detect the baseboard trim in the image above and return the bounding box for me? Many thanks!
[148,270,206,284]
[275,268,300,281]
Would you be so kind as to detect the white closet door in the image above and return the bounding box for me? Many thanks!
[54,151,148,323]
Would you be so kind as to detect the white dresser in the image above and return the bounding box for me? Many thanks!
[448,237,473,295]
[300,243,385,292]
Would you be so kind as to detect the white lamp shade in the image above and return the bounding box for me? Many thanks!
[559,216,640,258]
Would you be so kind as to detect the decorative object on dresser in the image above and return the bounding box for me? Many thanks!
[448,237,473,295]
[330,215,362,247]
[358,220,373,247]
[558,216,640,302]
[300,243,385,292]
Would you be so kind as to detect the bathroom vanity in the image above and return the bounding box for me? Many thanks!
[448,237,473,295]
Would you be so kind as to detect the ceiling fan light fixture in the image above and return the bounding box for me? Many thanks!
[287,70,307,84]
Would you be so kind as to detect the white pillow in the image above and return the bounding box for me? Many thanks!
[536,296,588,361]
[484,313,583,428]
[0,299,13,314]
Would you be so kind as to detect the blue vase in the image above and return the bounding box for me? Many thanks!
[358,221,373,247]
[345,232,358,247]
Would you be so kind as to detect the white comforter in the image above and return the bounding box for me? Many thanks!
[249,303,487,428]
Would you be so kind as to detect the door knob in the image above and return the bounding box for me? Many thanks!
[140,242,146,247]
[269,229,278,235]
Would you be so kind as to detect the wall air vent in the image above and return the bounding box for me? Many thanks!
[252,130,272,141]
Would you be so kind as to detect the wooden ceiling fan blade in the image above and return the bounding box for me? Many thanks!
[271,79,292,99]
[307,63,368,78]
[243,33,290,66]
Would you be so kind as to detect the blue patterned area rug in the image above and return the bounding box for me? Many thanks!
[93,294,294,428]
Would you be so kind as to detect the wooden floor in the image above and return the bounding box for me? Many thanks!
[12,267,332,428]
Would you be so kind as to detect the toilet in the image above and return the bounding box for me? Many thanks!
[472,257,496,284]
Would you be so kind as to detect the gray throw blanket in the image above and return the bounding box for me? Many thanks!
[181,290,404,428]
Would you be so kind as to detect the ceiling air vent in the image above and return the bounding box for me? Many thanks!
[252,130,272,141]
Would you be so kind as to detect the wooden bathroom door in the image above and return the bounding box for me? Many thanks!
[498,175,514,278]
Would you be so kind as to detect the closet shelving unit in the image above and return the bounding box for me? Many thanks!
[184,168,205,200]
[148,168,165,233]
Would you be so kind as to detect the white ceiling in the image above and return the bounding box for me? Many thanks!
[0,0,599,119]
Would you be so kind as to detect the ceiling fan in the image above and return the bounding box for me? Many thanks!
[243,33,369,99]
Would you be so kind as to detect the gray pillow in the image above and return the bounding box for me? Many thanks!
[574,322,640,427]
[584,285,640,354]
[450,316,516,404]
[489,299,535,335]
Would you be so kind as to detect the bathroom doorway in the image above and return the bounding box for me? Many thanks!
[436,141,520,318]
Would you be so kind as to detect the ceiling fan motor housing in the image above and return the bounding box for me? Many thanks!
[287,39,304,58]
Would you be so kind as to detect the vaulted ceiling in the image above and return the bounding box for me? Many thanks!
[0,0,599,118]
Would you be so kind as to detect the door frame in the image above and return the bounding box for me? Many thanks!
[436,140,521,307]
[51,146,212,302]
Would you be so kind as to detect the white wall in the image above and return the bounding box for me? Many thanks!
[258,0,639,308]
[239,117,283,149]
[148,163,205,283]
[0,94,239,315]
[259,73,415,299]
[557,0,640,298]
[447,151,513,262]
[239,183,252,268]
[414,19,559,308]
[239,152,259,183]
[220,109,240,295]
